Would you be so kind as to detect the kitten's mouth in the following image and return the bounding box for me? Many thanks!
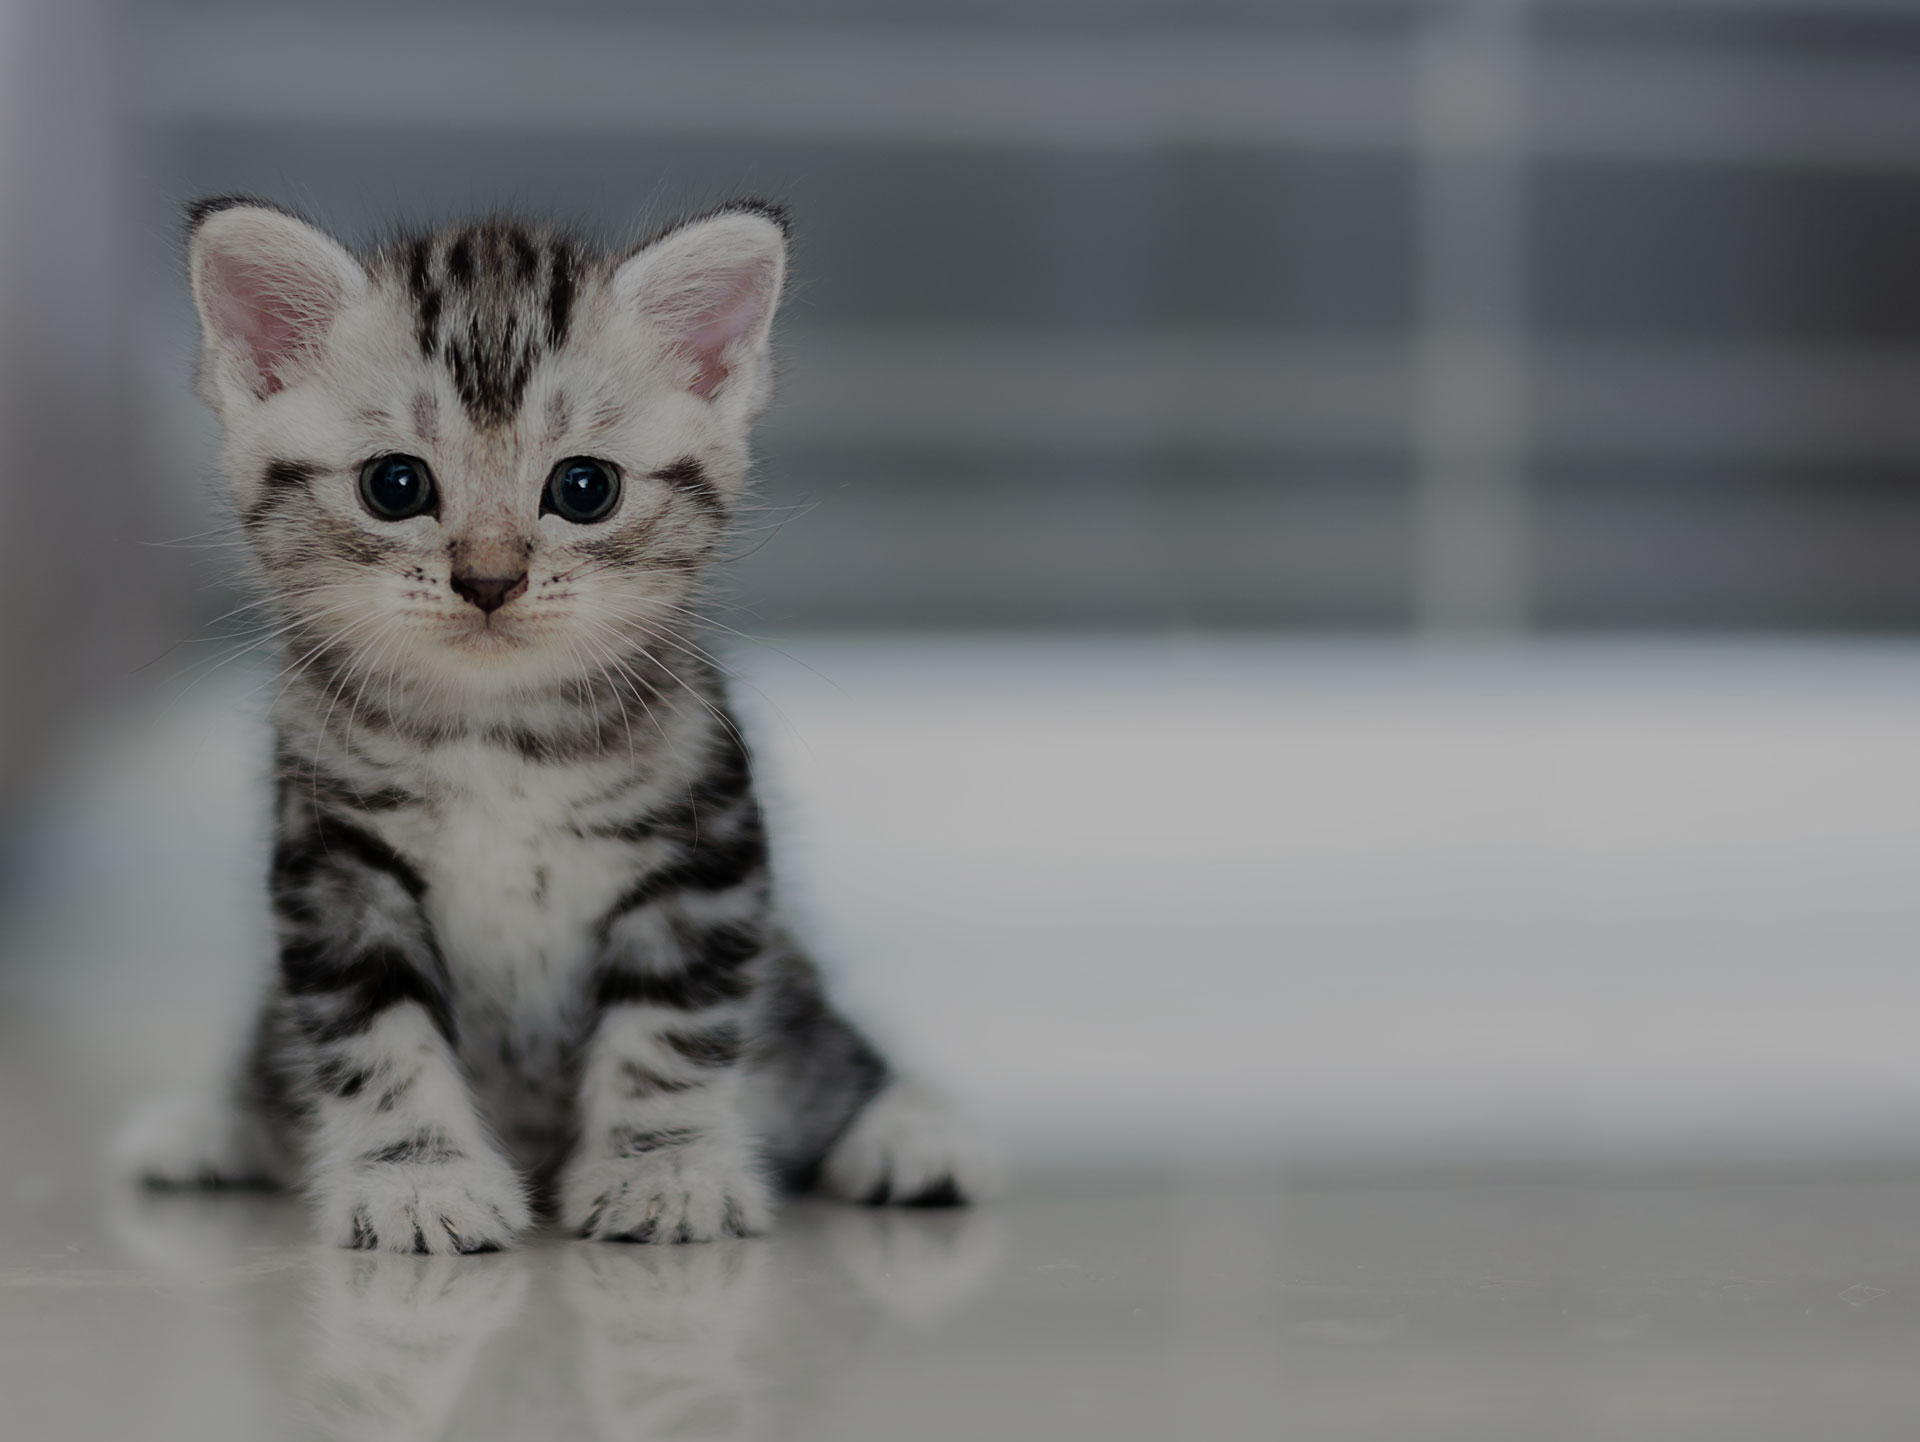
[444,615,527,653]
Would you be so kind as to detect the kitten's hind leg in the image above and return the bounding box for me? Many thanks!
[113,1089,278,1189]
[751,948,1003,1207]
[819,1078,1004,1209]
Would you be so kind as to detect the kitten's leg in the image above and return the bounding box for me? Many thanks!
[113,1087,276,1188]
[271,809,530,1254]
[752,949,1003,1208]
[819,1077,1004,1208]
[561,891,778,1242]
[560,999,773,1244]
[295,1000,532,1254]
[745,947,889,1190]
[115,1007,300,1189]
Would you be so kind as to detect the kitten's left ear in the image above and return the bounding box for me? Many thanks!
[187,198,367,411]
[613,203,788,409]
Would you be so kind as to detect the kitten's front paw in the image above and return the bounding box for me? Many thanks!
[561,1142,772,1244]
[320,1149,531,1255]
[822,1080,1005,1208]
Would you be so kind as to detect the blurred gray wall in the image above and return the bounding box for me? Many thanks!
[11,0,1920,801]
[0,0,163,814]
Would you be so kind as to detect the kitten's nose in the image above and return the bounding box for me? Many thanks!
[451,571,528,614]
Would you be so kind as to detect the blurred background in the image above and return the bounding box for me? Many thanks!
[9,0,1920,1164]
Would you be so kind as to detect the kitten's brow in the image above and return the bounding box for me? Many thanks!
[410,391,438,444]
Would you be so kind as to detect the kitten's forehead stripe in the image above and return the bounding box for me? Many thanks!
[410,391,438,442]
[384,220,583,430]
[545,236,577,349]
[510,229,538,282]
[405,237,440,359]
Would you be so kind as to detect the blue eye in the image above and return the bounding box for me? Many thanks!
[543,457,620,524]
[357,454,437,521]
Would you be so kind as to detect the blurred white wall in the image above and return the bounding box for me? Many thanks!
[14,637,1920,1163]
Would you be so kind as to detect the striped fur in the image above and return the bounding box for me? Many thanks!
[116,200,999,1252]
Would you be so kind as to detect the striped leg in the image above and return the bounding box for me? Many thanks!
[270,810,531,1254]
[561,905,773,1243]
[563,726,777,1244]
[300,1001,532,1254]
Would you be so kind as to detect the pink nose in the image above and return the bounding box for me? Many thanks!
[451,571,527,614]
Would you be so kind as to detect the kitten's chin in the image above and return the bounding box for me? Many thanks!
[442,623,526,657]
[421,620,558,693]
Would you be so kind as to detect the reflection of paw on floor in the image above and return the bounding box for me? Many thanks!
[818,1204,1007,1323]
[307,1251,531,1442]
[561,1242,770,1442]
[107,1145,1005,1442]
[108,1181,298,1273]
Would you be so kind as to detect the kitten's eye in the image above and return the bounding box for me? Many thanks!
[357,454,437,521]
[543,457,621,524]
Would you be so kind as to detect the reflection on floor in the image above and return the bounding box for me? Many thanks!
[14,1128,1920,1440]
[105,1185,1011,1442]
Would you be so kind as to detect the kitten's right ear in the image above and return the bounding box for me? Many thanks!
[187,199,365,406]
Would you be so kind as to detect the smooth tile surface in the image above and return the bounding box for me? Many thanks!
[7,1031,1920,1442]
[12,1079,1920,1442]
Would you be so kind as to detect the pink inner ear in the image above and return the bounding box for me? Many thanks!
[677,264,774,399]
[204,249,338,397]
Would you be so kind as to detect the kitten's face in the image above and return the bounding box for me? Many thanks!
[189,203,786,707]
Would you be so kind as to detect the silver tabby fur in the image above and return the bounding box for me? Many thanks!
[115,198,999,1252]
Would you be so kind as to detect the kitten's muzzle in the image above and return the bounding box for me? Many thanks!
[451,571,529,614]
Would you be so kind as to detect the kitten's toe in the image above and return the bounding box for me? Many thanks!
[821,1080,1004,1208]
[562,1145,772,1244]
[321,1152,531,1255]
[113,1092,273,1188]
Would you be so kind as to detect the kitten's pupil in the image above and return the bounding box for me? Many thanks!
[544,458,620,523]
[358,454,436,521]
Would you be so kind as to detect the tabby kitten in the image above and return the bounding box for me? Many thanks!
[116,198,997,1252]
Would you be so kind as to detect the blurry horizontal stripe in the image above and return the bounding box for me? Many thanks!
[768,333,1409,449]
[133,24,1413,148]
[130,19,1920,171]
[768,332,1920,462]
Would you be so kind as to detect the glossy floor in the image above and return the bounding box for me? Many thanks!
[11,1126,1920,1440]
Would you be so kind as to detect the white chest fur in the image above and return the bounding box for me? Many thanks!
[378,742,644,1025]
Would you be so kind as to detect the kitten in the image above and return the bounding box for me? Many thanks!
[115,198,999,1252]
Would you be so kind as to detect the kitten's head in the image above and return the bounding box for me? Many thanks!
[187,198,786,705]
